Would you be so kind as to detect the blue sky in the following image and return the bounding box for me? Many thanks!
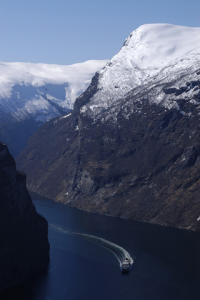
[0,0,199,65]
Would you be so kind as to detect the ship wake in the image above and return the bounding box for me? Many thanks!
[49,223,134,266]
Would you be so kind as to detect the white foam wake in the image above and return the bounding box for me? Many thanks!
[49,223,134,266]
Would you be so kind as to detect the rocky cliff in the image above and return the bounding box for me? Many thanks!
[0,142,49,291]
[16,24,200,230]
[16,70,200,230]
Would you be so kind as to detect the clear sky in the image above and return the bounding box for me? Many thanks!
[0,0,199,65]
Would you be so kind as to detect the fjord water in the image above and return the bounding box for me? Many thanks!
[2,197,200,300]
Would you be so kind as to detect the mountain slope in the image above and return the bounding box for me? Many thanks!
[0,60,107,156]
[16,24,200,230]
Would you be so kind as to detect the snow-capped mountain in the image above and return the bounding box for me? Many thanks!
[0,59,107,155]
[80,24,200,118]
[17,24,200,230]
[0,60,107,122]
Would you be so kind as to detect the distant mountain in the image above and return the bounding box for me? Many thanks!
[0,60,107,156]
[17,24,200,230]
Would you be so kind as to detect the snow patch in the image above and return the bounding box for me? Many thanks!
[59,113,72,120]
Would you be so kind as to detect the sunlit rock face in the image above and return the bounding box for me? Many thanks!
[17,24,200,230]
[0,142,49,291]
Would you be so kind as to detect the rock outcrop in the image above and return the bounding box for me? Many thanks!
[0,142,49,291]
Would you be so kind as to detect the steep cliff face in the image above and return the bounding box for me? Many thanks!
[16,69,200,230]
[16,24,200,230]
[0,142,49,291]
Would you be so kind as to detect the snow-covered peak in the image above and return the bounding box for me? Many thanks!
[121,24,200,70]
[81,24,200,117]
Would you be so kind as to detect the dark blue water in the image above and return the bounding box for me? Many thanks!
[2,197,200,300]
